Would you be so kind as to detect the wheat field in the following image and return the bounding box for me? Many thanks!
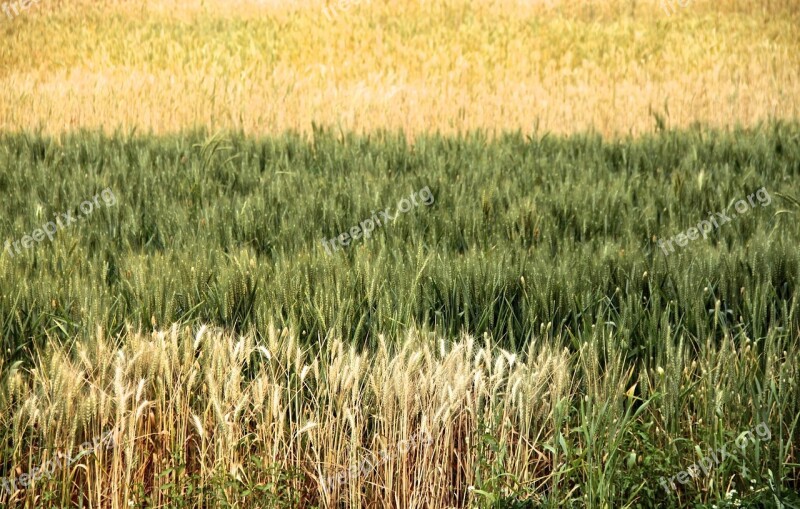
[0,125,798,507]
[1,0,800,507]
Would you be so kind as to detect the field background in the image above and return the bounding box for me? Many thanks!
[1,0,800,508]
[1,0,799,137]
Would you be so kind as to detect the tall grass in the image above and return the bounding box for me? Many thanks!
[0,125,798,355]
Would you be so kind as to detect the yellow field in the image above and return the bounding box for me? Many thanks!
[1,0,798,137]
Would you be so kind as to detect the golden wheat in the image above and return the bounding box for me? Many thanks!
[1,320,796,507]
[1,0,798,138]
